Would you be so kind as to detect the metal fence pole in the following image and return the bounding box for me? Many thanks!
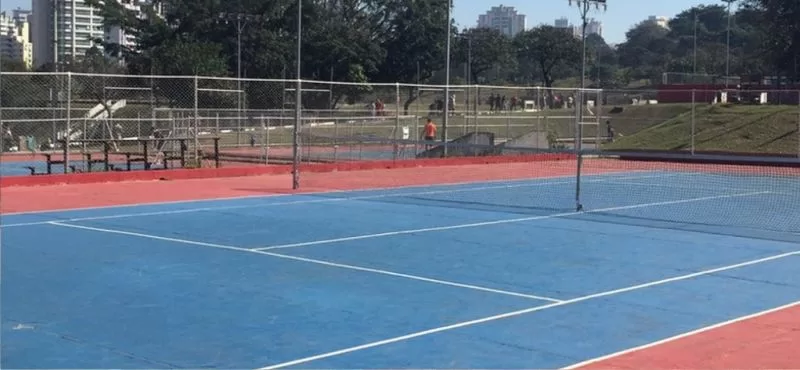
[65,72,72,173]
[394,82,400,161]
[194,76,199,165]
[261,115,268,164]
[574,87,583,212]
[691,89,697,155]
[473,84,479,132]
[292,77,301,189]
[796,89,800,159]
[595,89,602,149]
[536,87,541,149]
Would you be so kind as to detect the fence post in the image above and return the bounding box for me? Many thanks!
[796,89,800,159]
[574,87,583,212]
[595,89,602,149]
[65,72,72,173]
[394,82,400,161]
[292,77,301,189]
[261,115,268,165]
[691,89,696,156]
[193,75,199,165]
[473,84,479,132]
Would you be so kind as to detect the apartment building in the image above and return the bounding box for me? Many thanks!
[554,17,603,38]
[477,5,526,38]
[31,0,153,69]
[1,12,34,69]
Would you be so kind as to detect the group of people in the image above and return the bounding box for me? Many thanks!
[486,93,521,112]
[368,98,386,117]
[427,94,457,116]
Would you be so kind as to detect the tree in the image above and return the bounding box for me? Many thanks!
[514,26,581,89]
[744,0,800,82]
[616,20,674,82]
[373,0,452,113]
[585,34,620,87]
[455,27,512,84]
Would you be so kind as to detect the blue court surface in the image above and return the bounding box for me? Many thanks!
[2,169,799,369]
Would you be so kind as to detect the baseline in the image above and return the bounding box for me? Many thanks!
[6,170,649,216]
[1,171,678,228]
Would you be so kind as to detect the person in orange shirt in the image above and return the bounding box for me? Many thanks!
[423,118,437,149]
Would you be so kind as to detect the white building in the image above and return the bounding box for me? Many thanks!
[1,12,34,69]
[32,0,153,69]
[477,5,526,38]
[554,17,570,29]
[586,18,603,37]
[648,16,670,29]
[554,17,603,38]
[104,0,143,51]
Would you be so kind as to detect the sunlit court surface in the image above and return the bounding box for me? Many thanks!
[2,155,799,369]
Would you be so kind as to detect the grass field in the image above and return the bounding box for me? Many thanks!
[605,104,800,155]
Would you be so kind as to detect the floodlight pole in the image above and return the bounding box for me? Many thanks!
[722,0,734,88]
[569,0,606,212]
[218,12,261,142]
[693,10,698,75]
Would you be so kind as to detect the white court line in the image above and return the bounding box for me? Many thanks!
[254,191,770,251]
[46,222,563,303]
[6,170,655,217]
[599,179,757,193]
[256,250,800,370]
[562,299,800,369]
[1,172,680,228]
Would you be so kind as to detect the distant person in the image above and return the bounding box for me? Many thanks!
[606,120,615,142]
[423,118,437,150]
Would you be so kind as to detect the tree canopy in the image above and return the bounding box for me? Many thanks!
[19,0,798,89]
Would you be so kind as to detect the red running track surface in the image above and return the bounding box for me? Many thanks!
[573,301,800,369]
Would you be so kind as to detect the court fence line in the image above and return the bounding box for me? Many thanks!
[1,72,798,177]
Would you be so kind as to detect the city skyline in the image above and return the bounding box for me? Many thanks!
[4,0,717,44]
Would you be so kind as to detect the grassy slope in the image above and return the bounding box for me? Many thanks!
[605,104,800,155]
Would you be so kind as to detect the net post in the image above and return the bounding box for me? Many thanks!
[691,89,697,155]
[65,72,72,174]
[574,87,583,212]
[394,82,400,161]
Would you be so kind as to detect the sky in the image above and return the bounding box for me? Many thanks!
[3,0,718,44]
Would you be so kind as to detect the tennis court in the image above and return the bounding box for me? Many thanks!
[2,159,799,368]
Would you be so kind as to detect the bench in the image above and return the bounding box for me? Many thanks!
[83,152,110,172]
[122,152,147,171]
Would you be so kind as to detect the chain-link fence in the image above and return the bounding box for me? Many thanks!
[2,72,799,176]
